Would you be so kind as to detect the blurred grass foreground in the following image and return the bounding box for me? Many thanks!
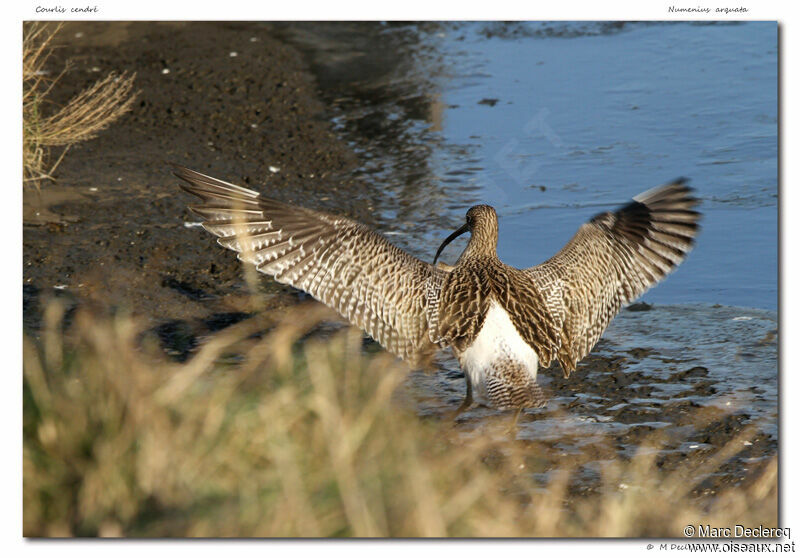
[23,300,777,537]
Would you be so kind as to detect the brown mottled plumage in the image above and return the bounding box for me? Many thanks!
[485,357,548,409]
[174,165,700,413]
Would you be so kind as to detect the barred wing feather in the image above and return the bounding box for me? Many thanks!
[174,166,440,364]
[525,180,700,376]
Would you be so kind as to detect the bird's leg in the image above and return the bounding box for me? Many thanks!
[449,375,473,421]
[505,408,523,436]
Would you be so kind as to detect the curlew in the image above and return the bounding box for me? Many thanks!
[173,165,700,416]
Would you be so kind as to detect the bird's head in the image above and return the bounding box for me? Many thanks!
[433,204,498,265]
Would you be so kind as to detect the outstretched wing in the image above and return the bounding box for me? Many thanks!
[173,166,441,364]
[525,179,701,376]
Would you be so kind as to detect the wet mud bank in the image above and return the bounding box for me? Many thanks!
[23,21,380,331]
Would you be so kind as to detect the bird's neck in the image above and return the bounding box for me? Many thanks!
[459,228,499,262]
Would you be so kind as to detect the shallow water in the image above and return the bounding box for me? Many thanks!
[407,304,777,435]
[266,22,778,472]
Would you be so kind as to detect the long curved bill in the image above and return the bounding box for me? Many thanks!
[433,223,469,265]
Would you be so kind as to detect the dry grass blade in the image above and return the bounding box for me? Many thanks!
[23,22,63,95]
[37,72,138,147]
[22,22,138,185]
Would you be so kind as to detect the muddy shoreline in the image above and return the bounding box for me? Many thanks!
[22,22,777,499]
[23,21,385,331]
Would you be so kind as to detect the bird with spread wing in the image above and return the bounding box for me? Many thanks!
[174,165,700,415]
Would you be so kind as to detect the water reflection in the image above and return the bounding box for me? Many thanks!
[265,22,463,260]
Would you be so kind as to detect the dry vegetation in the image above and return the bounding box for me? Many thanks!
[23,299,777,538]
[23,22,137,186]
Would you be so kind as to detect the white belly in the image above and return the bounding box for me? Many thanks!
[458,300,539,404]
